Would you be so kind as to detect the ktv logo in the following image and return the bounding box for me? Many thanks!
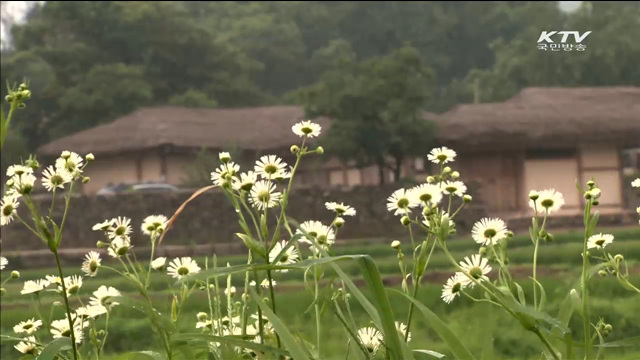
[537,31,592,52]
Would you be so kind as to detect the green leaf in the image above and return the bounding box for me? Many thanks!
[36,337,72,360]
[531,277,547,311]
[515,283,526,305]
[358,256,413,360]
[595,336,640,348]
[114,351,166,360]
[249,289,311,360]
[236,233,266,259]
[172,333,291,357]
[392,289,476,360]
[587,211,600,237]
[413,349,446,359]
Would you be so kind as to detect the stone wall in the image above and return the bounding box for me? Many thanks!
[1,184,485,252]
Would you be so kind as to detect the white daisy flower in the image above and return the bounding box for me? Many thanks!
[109,216,132,239]
[224,286,237,296]
[92,219,113,231]
[141,215,169,237]
[296,220,336,250]
[632,178,640,188]
[292,120,322,138]
[1,195,20,226]
[13,318,43,335]
[211,162,240,187]
[325,202,356,216]
[55,151,84,178]
[167,257,201,279]
[441,273,466,304]
[442,181,467,197]
[471,218,509,246]
[14,336,39,355]
[269,240,299,272]
[11,173,37,195]
[6,165,33,177]
[410,184,443,206]
[233,171,257,192]
[75,305,107,319]
[41,165,72,192]
[21,279,50,295]
[387,188,418,216]
[1,256,8,270]
[457,254,492,288]
[107,236,132,258]
[587,233,614,249]
[428,147,457,164]
[45,274,62,286]
[395,321,411,342]
[89,286,121,309]
[81,251,101,277]
[250,279,275,288]
[50,318,84,343]
[357,327,383,355]
[61,275,83,296]
[196,318,213,330]
[249,180,281,210]
[529,189,565,213]
[254,155,290,180]
[151,257,167,270]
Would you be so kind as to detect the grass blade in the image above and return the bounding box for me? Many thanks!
[392,289,476,360]
[249,288,311,360]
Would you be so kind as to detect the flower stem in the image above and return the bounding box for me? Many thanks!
[54,250,78,360]
[534,328,561,360]
[582,201,593,359]
[314,275,322,357]
[533,212,548,309]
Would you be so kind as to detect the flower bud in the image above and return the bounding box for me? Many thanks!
[219,152,231,163]
[6,179,14,187]
[604,324,612,332]
[86,153,95,161]
[61,151,71,159]
[290,145,300,154]
[209,284,215,289]
[587,180,595,188]
[538,230,547,238]
[19,83,28,91]
[614,254,624,263]
[426,176,435,184]
[5,95,13,102]
[82,177,91,184]
[463,194,472,203]
[96,241,107,248]
[598,270,608,277]
[529,190,539,201]
[11,271,20,279]
[592,200,599,206]
[97,330,106,337]
[584,191,592,200]
[0,288,5,296]
[18,103,26,109]
[242,293,249,302]
[479,246,488,256]
[611,269,618,276]
[26,157,40,169]
[443,166,452,174]
[316,146,324,154]
[506,230,514,239]
[401,216,411,226]
[22,90,31,99]
[589,188,601,199]
[391,240,401,249]
[451,171,460,179]
[197,312,208,321]
[544,233,554,243]
[333,217,345,228]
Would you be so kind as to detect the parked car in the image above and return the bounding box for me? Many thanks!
[96,182,179,197]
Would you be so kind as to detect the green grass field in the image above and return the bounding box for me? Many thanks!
[2,227,640,359]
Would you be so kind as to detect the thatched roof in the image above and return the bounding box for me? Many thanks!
[39,106,329,156]
[39,87,640,156]
[432,87,640,149]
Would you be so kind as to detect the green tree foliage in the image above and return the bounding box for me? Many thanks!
[300,46,436,183]
[1,1,638,162]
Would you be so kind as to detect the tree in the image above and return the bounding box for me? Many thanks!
[300,45,436,184]
[169,89,218,108]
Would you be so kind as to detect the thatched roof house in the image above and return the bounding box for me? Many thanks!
[38,87,639,216]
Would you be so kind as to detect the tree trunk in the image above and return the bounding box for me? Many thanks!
[393,156,403,182]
